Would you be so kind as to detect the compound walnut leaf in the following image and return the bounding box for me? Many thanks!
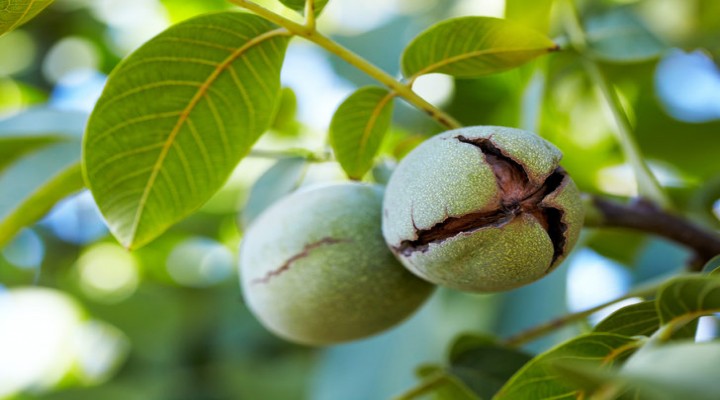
[84,12,290,249]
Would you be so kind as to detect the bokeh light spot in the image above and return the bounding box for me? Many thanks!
[41,190,108,245]
[166,238,235,287]
[0,30,37,76]
[1,229,44,269]
[412,73,454,106]
[78,243,139,303]
[655,50,720,123]
[42,37,101,83]
[567,249,632,323]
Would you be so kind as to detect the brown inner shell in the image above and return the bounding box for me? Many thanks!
[394,135,569,269]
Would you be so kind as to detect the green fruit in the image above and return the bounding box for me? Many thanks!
[382,126,584,292]
[240,182,434,345]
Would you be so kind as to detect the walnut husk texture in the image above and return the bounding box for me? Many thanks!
[382,126,584,292]
[240,183,434,346]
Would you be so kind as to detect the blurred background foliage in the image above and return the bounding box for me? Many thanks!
[0,0,719,398]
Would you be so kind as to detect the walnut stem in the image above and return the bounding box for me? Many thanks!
[588,196,720,271]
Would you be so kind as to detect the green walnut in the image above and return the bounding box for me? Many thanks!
[240,182,434,346]
[382,126,584,292]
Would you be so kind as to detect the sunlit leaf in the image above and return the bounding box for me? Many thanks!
[241,156,306,228]
[330,86,394,180]
[401,16,557,79]
[447,334,531,399]
[495,333,640,399]
[656,275,720,337]
[0,0,53,36]
[279,0,329,14]
[585,9,667,63]
[593,301,660,337]
[84,12,290,249]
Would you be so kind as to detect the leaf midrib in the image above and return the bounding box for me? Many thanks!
[127,27,289,247]
[354,91,395,178]
[4,0,38,34]
[407,45,556,79]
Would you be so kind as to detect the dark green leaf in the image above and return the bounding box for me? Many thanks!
[401,16,557,79]
[84,12,290,249]
[330,86,394,180]
[593,301,660,337]
[656,275,720,337]
[551,361,626,398]
[241,156,306,228]
[585,9,667,63]
[279,0,329,14]
[495,333,640,400]
[447,334,532,399]
[0,0,53,36]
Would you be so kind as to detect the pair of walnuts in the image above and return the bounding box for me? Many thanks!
[240,126,584,345]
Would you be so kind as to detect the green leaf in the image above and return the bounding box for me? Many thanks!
[494,333,640,400]
[619,341,720,400]
[656,275,720,337]
[448,334,532,400]
[279,0,329,14]
[401,16,557,79]
[410,365,481,400]
[270,87,300,137]
[552,362,628,398]
[0,162,84,247]
[593,301,660,337]
[241,156,306,228]
[84,12,290,249]
[0,108,87,172]
[330,86,394,180]
[0,108,87,247]
[585,9,667,63]
[0,0,53,36]
[703,254,720,274]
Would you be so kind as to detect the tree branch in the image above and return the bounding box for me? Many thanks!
[503,277,664,347]
[227,0,462,130]
[589,196,720,270]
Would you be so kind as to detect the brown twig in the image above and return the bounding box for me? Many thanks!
[590,197,720,271]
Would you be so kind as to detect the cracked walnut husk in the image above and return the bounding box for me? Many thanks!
[382,126,584,292]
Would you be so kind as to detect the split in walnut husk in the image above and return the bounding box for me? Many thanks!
[382,126,584,292]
